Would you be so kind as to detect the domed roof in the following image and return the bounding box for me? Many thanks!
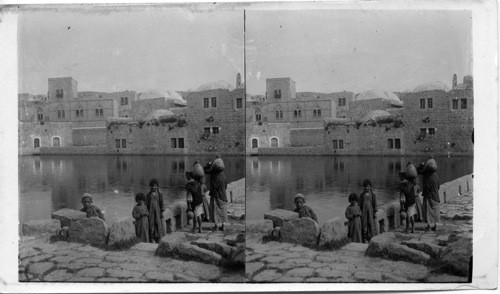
[138,89,186,105]
[145,109,175,121]
[413,81,450,92]
[361,110,392,122]
[195,80,234,92]
[355,90,402,104]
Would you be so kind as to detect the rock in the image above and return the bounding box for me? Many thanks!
[252,269,282,282]
[354,271,383,282]
[59,226,69,241]
[145,271,175,282]
[174,243,223,265]
[286,267,315,277]
[366,232,397,257]
[107,217,136,247]
[318,217,347,248]
[75,267,106,278]
[264,209,299,228]
[386,243,431,264]
[155,232,187,257]
[51,208,87,228]
[191,239,234,260]
[246,262,264,277]
[27,262,55,276]
[439,238,473,277]
[401,241,443,259]
[246,219,274,236]
[22,219,61,236]
[281,217,320,247]
[231,245,245,265]
[270,226,281,241]
[68,217,109,245]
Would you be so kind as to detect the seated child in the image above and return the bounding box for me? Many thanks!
[132,193,149,243]
[80,193,105,221]
[345,193,362,243]
[292,193,318,223]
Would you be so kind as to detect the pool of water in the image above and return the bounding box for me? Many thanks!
[246,155,473,224]
[19,155,245,224]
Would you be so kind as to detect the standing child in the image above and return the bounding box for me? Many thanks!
[185,171,195,226]
[292,193,318,223]
[345,193,362,243]
[146,178,165,243]
[80,193,105,221]
[358,179,378,243]
[403,178,417,234]
[186,171,206,233]
[132,193,149,243]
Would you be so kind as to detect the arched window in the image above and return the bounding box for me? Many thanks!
[271,137,279,148]
[52,137,60,147]
[313,109,317,117]
[76,110,80,117]
[34,138,40,148]
[276,111,279,119]
[294,110,298,118]
[317,109,321,117]
[81,109,84,117]
[298,110,302,117]
[100,109,103,116]
[95,109,99,116]
[279,110,283,119]
[252,138,258,149]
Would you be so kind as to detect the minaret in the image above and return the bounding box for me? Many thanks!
[452,74,457,90]
[236,73,241,88]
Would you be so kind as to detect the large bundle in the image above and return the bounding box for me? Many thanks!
[424,158,438,173]
[405,164,418,179]
[211,157,225,173]
[192,163,205,180]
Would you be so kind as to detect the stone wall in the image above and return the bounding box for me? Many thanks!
[130,98,166,120]
[72,127,107,146]
[40,146,108,155]
[106,122,188,154]
[400,89,473,155]
[184,88,245,155]
[324,123,405,155]
[290,128,324,147]
[257,146,324,156]
[19,122,73,155]
[348,98,398,121]
[246,122,291,154]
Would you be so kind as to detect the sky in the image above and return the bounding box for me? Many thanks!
[246,10,472,95]
[18,6,244,94]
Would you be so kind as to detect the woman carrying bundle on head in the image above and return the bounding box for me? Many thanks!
[185,161,207,233]
[422,158,440,232]
[204,155,228,232]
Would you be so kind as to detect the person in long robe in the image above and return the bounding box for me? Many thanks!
[146,178,165,243]
[358,179,378,243]
[204,156,228,231]
[345,193,362,243]
[292,193,318,223]
[413,178,423,222]
[132,193,149,243]
[422,167,440,231]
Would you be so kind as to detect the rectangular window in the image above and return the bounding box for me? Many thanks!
[37,113,43,121]
[121,139,127,148]
[420,128,427,136]
[236,98,243,109]
[427,98,433,109]
[203,98,209,108]
[395,139,401,149]
[338,98,346,106]
[452,99,459,110]
[115,139,121,148]
[178,138,185,149]
[274,89,282,98]
[420,99,425,109]
[100,109,104,117]
[171,138,177,148]
[56,89,63,98]
[120,97,124,105]
[256,114,262,121]
[211,97,217,108]
[387,139,394,149]
[428,128,435,135]
[204,127,211,134]
[332,140,338,149]
[125,97,128,105]
[460,99,467,109]
[212,127,220,134]
[339,140,344,149]
[95,109,99,116]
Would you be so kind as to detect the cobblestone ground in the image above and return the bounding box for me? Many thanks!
[19,203,246,283]
[246,191,472,283]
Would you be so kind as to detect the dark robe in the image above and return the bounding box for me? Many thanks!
[132,204,149,243]
[345,205,362,243]
[358,190,378,242]
[293,205,318,223]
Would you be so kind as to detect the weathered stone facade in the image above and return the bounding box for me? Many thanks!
[72,127,107,146]
[184,88,245,155]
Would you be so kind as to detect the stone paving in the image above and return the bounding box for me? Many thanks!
[246,191,473,283]
[19,219,245,283]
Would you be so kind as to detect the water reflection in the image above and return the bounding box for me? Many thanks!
[247,155,473,224]
[19,155,245,224]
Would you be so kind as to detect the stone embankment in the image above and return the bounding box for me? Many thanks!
[19,178,245,282]
[246,175,473,282]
